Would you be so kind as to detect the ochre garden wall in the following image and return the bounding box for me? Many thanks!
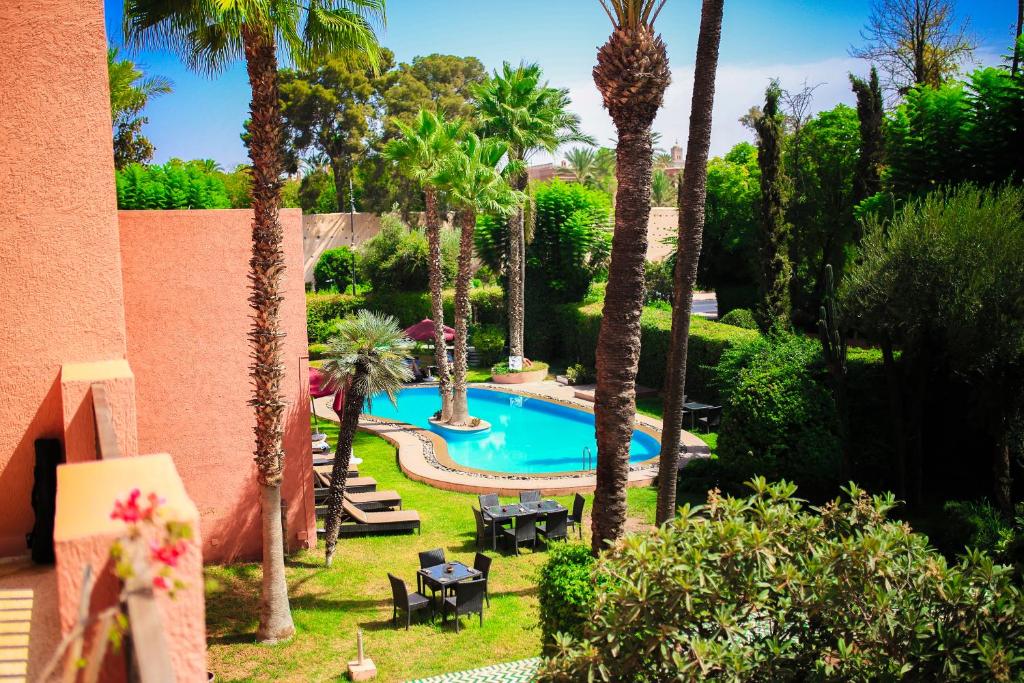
[0,0,130,555]
[119,209,315,562]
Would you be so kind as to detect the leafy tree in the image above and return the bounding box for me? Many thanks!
[474,61,592,366]
[124,0,386,644]
[649,168,675,206]
[842,185,1024,512]
[591,0,671,553]
[753,81,792,333]
[319,310,412,566]
[220,164,253,208]
[298,167,339,213]
[115,159,231,209]
[107,48,172,169]
[431,133,523,425]
[539,479,1024,681]
[851,0,977,95]
[657,0,725,525]
[849,67,885,206]
[314,246,357,292]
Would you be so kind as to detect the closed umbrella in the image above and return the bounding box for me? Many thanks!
[309,367,333,441]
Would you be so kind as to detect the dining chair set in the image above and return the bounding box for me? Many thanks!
[387,548,492,632]
[473,491,586,554]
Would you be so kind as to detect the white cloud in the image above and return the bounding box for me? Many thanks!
[549,56,865,163]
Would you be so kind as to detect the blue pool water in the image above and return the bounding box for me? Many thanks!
[365,387,660,474]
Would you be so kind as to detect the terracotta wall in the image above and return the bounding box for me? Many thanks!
[0,0,129,555]
[119,209,314,562]
[647,207,679,262]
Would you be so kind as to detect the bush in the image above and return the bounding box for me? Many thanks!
[644,259,674,304]
[713,334,841,500]
[306,291,365,342]
[718,307,757,329]
[470,324,505,367]
[537,542,596,648]
[539,479,1024,681]
[469,285,505,325]
[313,246,358,292]
[491,360,549,376]
[359,214,430,291]
[564,363,594,385]
[116,159,232,209]
[308,343,329,360]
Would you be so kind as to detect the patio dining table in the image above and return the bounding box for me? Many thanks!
[418,560,481,604]
[683,401,716,429]
[483,500,567,551]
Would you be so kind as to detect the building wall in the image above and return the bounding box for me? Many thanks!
[119,209,315,562]
[647,207,679,262]
[0,0,129,555]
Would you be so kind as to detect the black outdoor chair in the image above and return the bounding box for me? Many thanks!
[566,493,586,540]
[472,506,495,549]
[519,490,541,503]
[388,573,431,630]
[442,578,487,632]
[501,512,537,555]
[417,548,446,597]
[538,509,568,545]
[473,552,492,606]
[478,493,499,509]
[698,406,723,433]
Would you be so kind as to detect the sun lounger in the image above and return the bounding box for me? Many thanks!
[317,500,420,536]
[314,490,402,514]
[313,462,359,478]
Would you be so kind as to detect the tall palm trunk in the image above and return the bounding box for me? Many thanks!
[450,209,476,424]
[425,188,453,420]
[507,170,527,360]
[242,24,294,644]
[323,375,365,565]
[656,0,725,526]
[591,23,670,554]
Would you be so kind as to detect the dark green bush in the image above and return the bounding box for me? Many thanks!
[359,215,430,291]
[306,291,365,342]
[564,363,594,385]
[718,307,757,329]
[469,285,505,325]
[313,246,358,292]
[308,343,329,360]
[539,480,1024,682]
[714,334,841,500]
[537,542,596,648]
[644,259,674,304]
[470,324,505,367]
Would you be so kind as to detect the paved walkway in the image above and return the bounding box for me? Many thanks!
[406,658,540,683]
[0,559,59,682]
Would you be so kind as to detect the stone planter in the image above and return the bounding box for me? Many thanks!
[491,368,548,384]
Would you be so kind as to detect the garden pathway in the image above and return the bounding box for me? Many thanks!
[405,657,540,683]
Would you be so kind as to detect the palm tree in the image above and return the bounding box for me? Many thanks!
[656,0,726,526]
[124,0,386,643]
[590,0,671,554]
[650,169,675,206]
[384,110,468,421]
[473,63,593,366]
[432,134,525,424]
[565,146,599,186]
[320,311,412,565]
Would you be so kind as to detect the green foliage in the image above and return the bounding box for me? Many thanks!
[108,48,171,169]
[643,259,674,304]
[650,168,676,206]
[358,213,430,291]
[115,159,231,209]
[491,361,549,376]
[537,543,596,648]
[306,291,364,343]
[298,167,339,214]
[314,247,358,292]
[220,164,253,208]
[469,324,505,367]
[308,343,329,360]
[564,363,595,385]
[539,480,1024,682]
[714,334,841,500]
[717,308,757,329]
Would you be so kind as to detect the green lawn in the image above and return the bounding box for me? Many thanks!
[205,418,659,682]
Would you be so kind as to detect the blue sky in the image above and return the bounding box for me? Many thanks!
[103,0,1016,168]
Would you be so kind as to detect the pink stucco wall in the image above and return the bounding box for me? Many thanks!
[118,209,315,562]
[0,0,129,556]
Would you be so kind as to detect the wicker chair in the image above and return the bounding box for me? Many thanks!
[566,493,586,539]
[538,509,568,545]
[442,578,487,632]
[473,552,492,606]
[519,490,541,503]
[501,512,537,555]
[388,573,431,630]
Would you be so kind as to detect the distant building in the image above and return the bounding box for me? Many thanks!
[663,141,685,178]
[528,159,577,182]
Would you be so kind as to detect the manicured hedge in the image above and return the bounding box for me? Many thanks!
[551,300,758,401]
[537,542,597,648]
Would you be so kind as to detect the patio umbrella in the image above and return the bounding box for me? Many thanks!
[403,318,454,343]
[309,367,334,441]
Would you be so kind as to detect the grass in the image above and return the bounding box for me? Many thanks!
[205,417,660,682]
[636,395,718,455]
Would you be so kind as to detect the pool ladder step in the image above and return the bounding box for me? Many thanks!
[582,446,593,472]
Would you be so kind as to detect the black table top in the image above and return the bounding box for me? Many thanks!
[418,561,479,587]
[683,401,716,411]
[484,500,566,521]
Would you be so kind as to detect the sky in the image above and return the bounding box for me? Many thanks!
[103,0,1016,169]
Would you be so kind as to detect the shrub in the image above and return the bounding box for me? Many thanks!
[306,291,364,342]
[491,360,549,376]
[538,479,1024,682]
[537,542,596,648]
[470,324,505,367]
[644,259,674,304]
[313,246,358,292]
[564,363,594,385]
[116,159,232,209]
[308,343,329,360]
[469,285,505,325]
[718,307,757,329]
[358,213,430,291]
[713,334,841,500]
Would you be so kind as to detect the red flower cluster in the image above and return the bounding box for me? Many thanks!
[150,539,187,568]
[110,489,165,524]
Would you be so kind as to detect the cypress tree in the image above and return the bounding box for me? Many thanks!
[849,67,884,207]
[753,80,792,333]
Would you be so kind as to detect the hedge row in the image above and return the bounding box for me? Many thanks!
[307,285,505,343]
[550,300,759,402]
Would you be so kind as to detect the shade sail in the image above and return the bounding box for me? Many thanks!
[403,318,454,342]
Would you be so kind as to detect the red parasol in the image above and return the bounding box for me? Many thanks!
[403,318,454,343]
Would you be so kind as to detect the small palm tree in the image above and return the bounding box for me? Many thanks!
[320,310,412,565]
[591,0,671,554]
[432,134,525,424]
[124,0,386,643]
[650,169,675,206]
[473,63,593,365]
[565,146,599,186]
[385,110,468,421]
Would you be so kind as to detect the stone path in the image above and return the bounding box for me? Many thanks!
[405,658,540,683]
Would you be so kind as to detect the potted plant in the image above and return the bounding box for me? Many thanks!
[490,358,549,384]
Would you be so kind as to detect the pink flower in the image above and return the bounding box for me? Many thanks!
[150,539,187,568]
[111,489,143,523]
[152,575,171,591]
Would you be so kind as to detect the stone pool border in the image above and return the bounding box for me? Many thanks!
[340,382,709,496]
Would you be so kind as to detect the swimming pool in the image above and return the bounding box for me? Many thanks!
[365,387,660,474]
